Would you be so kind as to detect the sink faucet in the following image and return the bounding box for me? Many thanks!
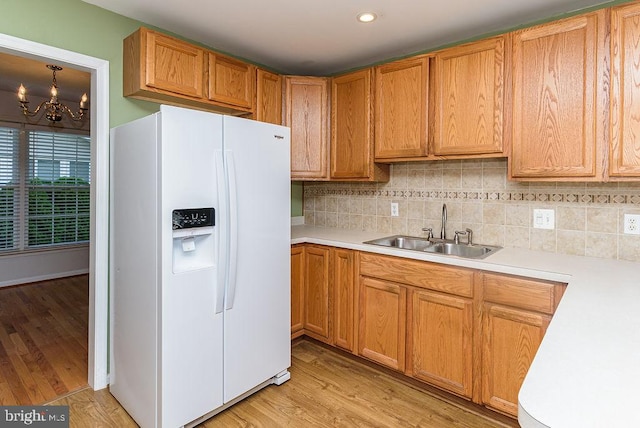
[454,228,474,245]
[441,203,447,239]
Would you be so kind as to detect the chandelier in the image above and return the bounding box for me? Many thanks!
[17,64,88,123]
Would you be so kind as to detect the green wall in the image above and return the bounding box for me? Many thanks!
[291,182,303,217]
[0,0,303,216]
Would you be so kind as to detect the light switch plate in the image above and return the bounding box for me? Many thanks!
[533,209,555,230]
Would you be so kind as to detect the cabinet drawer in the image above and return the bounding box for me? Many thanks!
[483,273,564,314]
[360,252,474,298]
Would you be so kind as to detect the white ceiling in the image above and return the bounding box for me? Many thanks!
[83,0,610,75]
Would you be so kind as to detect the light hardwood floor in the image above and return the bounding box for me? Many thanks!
[48,339,516,427]
[0,275,88,405]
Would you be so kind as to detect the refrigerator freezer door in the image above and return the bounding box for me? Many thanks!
[110,113,161,428]
[159,106,225,427]
[221,116,291,403]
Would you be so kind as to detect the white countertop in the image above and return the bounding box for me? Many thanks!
[292,225,640,428]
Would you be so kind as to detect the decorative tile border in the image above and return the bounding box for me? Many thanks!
[304,186,640,205]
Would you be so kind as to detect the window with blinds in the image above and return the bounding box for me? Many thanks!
[0,126,90,252]
[0,128,19,250]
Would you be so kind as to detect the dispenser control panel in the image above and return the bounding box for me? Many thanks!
[172,208,215,230]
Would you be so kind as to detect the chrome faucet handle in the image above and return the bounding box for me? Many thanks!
[465,228,473,245]
[421,227,434,239]
[454,230,468,245]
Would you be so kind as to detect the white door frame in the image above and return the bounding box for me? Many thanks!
[0,33,110,389]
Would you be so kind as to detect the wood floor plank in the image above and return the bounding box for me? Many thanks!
[39,342,85,392]
[9,332,28,355]
[47,387,137,428]
[7,353,47,404]
[19,351,59,402]
[0,382,18,405]
[12,323,68,397]
[0,338,32,404]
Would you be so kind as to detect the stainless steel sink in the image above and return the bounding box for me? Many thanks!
[363,235,501,259]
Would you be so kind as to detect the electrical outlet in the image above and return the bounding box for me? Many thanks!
[533,209,555,230]
[390,202,399,217]
[624,214,640,235]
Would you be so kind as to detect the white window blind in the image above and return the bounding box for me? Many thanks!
[0,127,19,250]
[27,131,91,247]
[0,126,90,252]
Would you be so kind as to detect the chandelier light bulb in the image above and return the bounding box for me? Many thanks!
[18,84,26,102]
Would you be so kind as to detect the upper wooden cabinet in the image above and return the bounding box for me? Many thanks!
[374,56,430,160]
[207,53,254,109]
[285,76,330,180]
[331,69,390,181]
[431,37,507,156]
[255,69,283,125]
[610,2,640,178]
[123,27,253,114]
[509,11,607,180]
[124,27,205,100]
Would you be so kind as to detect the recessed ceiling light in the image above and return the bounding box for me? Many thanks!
[357,12,377,23]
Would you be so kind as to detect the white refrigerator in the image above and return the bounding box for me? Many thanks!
[109,105,291,428]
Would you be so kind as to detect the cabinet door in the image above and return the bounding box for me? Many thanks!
[144,29,204,98]
[358,277,406,371]
[304,245,331,342]
[407,289,473,398]
[333,249,356,352]
[285,76,330,180]
[290,246,305,339]
[331,69,388,181]
[610,2,640,177]
[432,37,505,156]
[374,56,429,160]
[207,53,254,109]
[256,69,282,125]
[482,304,550,417]
[510,11,606,179]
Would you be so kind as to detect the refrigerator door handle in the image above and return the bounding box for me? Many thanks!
[225,150,239,310]
[215,150,227,314]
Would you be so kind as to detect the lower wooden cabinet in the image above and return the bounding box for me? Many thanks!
[407,289,474,398]
[480,272,564,417]
[291,245,357,346]
[481,303,550,416]
[303,245,331,343]
[290,246,305,338]
[358,277,407,371]
[333,248,356,352]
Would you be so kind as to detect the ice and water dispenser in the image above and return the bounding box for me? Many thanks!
[172,208,215,273]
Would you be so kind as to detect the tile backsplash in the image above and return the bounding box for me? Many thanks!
[303,159,640,262]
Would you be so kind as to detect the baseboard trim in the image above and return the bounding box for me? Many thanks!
[0,269,90,288]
